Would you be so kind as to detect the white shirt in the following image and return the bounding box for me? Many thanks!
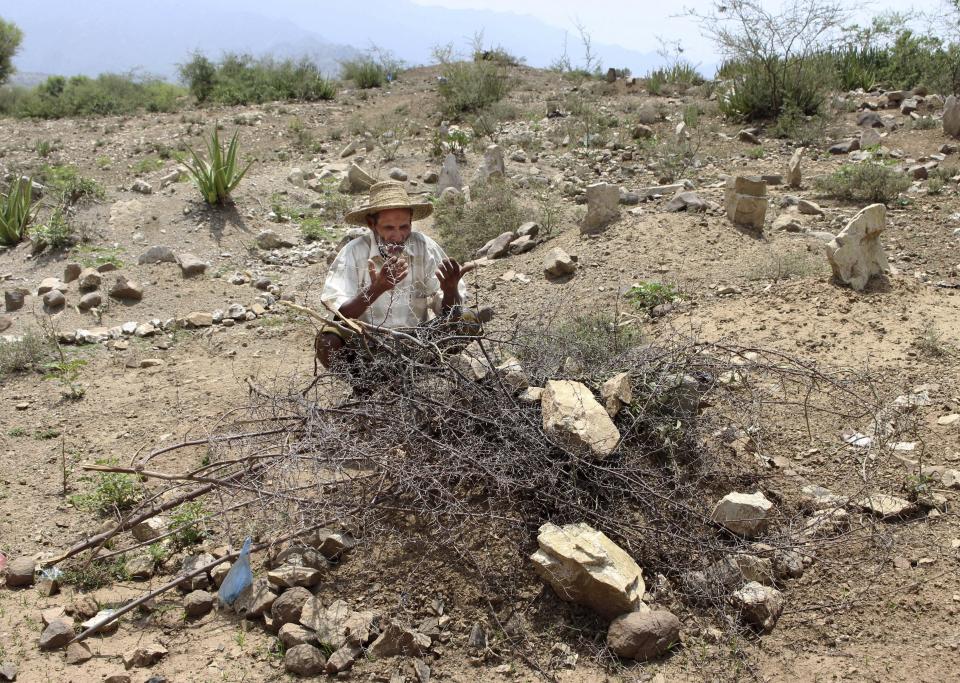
[320,230,468,329]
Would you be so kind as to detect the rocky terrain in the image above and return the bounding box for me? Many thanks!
[1,64,960,682]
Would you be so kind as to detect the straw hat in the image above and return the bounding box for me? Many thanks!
[344,181,433,226]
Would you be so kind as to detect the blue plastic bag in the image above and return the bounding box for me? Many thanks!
[217,537,253,606]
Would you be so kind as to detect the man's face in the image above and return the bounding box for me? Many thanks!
[369,208,413,256]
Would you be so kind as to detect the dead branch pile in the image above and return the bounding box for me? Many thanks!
[58,312,920,652]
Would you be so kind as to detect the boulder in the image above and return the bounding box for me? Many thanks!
[366,621,430,658]
[131,179,153,195]
[0,315,10,333]
[607,610,681,661]
[711,491,773,537]
[436,154,463,195]
[601,372,632,416]
[581,183,620,234]
[109,275,143,301]
[137,245,177,265]
[184,311,213,328]
[63,263,82,283]
[388,167,408,181]
[825,203,889,291]
[860,127,882,149]
[78,268,101,291]
[665,191,709,212]
[5,557,35,587]
[856,492,913,519]
[517,221,540,238]
[177,253,208,277]
[944,95,960,139]
[857,111,884,128]
[267,564,321,589]
[787,147,803,188]
[279,623,318,648]
[38,619,74,650]
[65,641,93,665]
[732,582,784,633]
[340,163,375,194]
[77,292,102,311]
[484,231,515,259]
[256,230,294,250]
[541,380,620,458]
[325,643,363,674]
[37,277,65,295]
[829,138,860,154]
[737,129,760,144]
[631,124,654,140]
[43,290,65,309]
[4,288,28,312]
[724,176,767,230]
[530,522,645,618]
[183,590,214,618]
[475,144,505,183]
[285,644,326,676]
[271,586,312,626]
[543,248,576,278]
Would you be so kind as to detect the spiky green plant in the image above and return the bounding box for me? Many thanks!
[183,127,252,205]
[0,177,36,246]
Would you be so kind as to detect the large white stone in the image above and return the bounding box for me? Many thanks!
[711,491,773,537]
[436,154,463,195]
[531,522,646,618]
[787,148,803,188]
[825,203,888,291]
[732,582,783,633]
[542,380,620,458]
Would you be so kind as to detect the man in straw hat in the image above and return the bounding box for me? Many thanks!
[315,181,477,369]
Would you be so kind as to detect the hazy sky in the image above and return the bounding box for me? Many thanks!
[411,0,926,66]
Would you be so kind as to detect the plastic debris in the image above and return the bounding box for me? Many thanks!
[217,537,253,606]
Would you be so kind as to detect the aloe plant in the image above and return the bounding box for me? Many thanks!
[0,177,36,246]
[183,126,253,205]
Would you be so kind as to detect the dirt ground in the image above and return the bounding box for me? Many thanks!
[1,65,959,681]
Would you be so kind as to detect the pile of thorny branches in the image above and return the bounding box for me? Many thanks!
[54,309,922,660]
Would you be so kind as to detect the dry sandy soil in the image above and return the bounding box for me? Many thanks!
[0,65,959,682]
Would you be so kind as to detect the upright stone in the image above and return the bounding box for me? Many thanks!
[581,183,620,234]
[436,154,463,195]
[531,522,645,618]
[725,176,768,230]
[944,95,960,139]
[541,380,620,458]
[787,148,803,188]
[474,144,505,184]
[825,203,889,291]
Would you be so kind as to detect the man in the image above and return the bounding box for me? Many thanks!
[315,181,475,369]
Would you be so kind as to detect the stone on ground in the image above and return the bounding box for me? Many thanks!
[436,154,463,194]
[65,641,93,665]
[607,610,681,661]
[541,380,620,458]
[183,590,214,618]
[732,582,784,633]
[581,183,620,234]
[601,371,632,417]
[109,275,143,301]
[856,492,913,519]
[825,203,889,291]
[325,643,363,673]
[725,176,768,230]
[530,521,645,618]
[711,491,773,537]
[284,644,326,676]
[123,643,168,668]
[271,586,312,626]
[137,245,177,265]
[256,229,294,250]
[279,623,318,648]
[5,557,35,587]
[543,247,576,278]
[38,619,74,650]
[177,253,208,277]
[665,191,709,212]
[944,95,960,138]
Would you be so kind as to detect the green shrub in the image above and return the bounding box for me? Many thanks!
[0,176,35,246]
[178,53,336,106]
[37,164,105,205]
[340,58,387,88]
[625,282,682,312]
[184,127,252,205]
[62,557,130,590]
[433,177,527,261]
[0,330,55,376]
[30,208,75,250]
[170,501,207,548]
[472,46,524,67]
[546,314,642,370]
[814,163,910,203]
[718,56,824,122]
[0,73,183,118]
[69,472,142,515]
[433,45,510,118]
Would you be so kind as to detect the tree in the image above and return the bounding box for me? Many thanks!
[0,18,23,85]
[689,0,849,120]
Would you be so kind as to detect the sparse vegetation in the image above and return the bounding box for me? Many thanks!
[815,163,910,203]
[0,176,36,246]
[183,127,252,205]
[169,501,207,548]
[626,282,683,312]
[433,44,510,118]
[178,52,336,106]
[30,208,75,251]
[69,470,142,516]
[433,177,527,261]
[0,330,55,376]
[0,73,182,118]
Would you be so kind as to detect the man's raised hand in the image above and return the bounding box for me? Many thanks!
[436,258,475,294]
[367,255,409,294]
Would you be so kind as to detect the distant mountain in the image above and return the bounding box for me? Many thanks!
[3,0,664,81]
